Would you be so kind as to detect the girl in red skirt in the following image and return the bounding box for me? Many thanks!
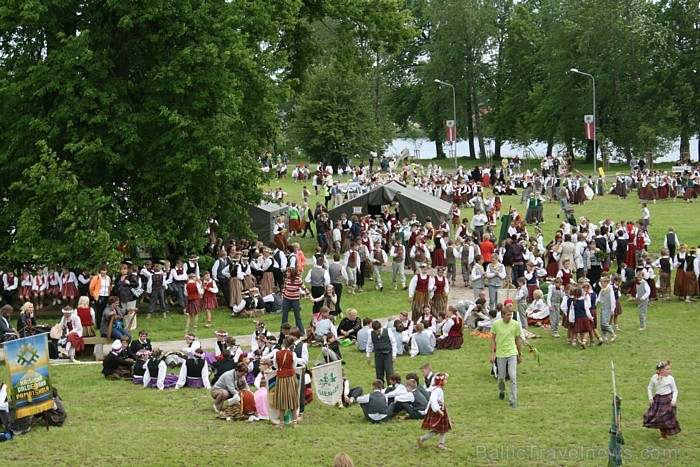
[60,266,79,308]
[201,271,218,329]
[567,286,594,349]
[436,306,463,350]
[644,361,680,440]
[185,273,203,332]
[418,373,452,451]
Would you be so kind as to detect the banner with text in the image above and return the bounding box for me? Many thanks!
[310,360,343,406]
[3,333,54,418]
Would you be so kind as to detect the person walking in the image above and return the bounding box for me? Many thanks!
[490,302,522,408]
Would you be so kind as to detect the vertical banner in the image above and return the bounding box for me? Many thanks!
[584,115,594,140]
[310,360,343,406]
[3,333,54,418]
[445,120,456,142]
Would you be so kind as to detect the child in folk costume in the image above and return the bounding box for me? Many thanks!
[57,307,84,361]
[526,290,549,327]
[371,241,388,291]
[143,349,179,390]
[435,307,463,350]
[418,373,452,451]
[470,255,485,301]
[343,242,361,294]
[611,275,623,331]
[556,259,574,287]
[431,231,447,269]
[77,269,92,298]
[682,247,698,302]
[220,378,257,422]
[46,267,62,306]
[547,278,564,338]
[19,270,33,303]
[567,286,594,349]
[524,262,544,302]
[32,268,48,309]
[175,347,211,389]
[582,280,604,346]
[632,271,651,331]
[597,276,617,343]
[201,271,218,329]
[409,264,434,321]
[450,203,461,236]
[416,305,435,333]
[430,267,450,317]
[515,278,528,329]
[644,361,681,440]
[652,249,673,301]
[184,272,203,332]
[673,244,688,300]
[60,267,79,307]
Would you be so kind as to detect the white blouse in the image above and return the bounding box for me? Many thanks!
[647,375,678,403]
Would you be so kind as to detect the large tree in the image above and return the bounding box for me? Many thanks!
[0,0,299,266]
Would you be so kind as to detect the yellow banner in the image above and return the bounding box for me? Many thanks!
[598,167,605,178]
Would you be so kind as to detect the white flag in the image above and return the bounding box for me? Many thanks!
[310,360,343,406]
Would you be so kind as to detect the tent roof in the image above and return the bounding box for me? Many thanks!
[329,180,452,222]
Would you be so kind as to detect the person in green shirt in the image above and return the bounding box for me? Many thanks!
[490,301,522,408]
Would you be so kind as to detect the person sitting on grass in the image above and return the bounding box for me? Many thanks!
[389,378,427,420]
[219,378,257,422]
[409,323,435,357]
[321,332,342,363]
[341,368,363,408]
[143,349,179,390]
[356,317,373,352]
[525,290,550,327]
[435,306,463,350]
[337,308,361,343]
[357,379,389,424]
[175,348,211,389]
[102,340,134,380]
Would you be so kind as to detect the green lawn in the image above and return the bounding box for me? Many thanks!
[3,298,698,466]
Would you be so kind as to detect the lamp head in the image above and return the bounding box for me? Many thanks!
[570,68,579,73]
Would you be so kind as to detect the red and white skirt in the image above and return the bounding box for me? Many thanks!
[61,283,79,298]
[186,299,202,315]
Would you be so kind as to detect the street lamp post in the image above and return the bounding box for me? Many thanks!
[570,68,597,174]
[435,79,457,169]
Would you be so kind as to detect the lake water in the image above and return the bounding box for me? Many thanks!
[386,137,699,164]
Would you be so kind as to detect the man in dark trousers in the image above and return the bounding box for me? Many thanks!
[365,320,397,385]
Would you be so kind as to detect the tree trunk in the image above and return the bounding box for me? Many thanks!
[435,139,445,159]
[566,139,574,159]
[495,138,501,159]
[679,131,689,163]
[546,138,553,158]
[465,98,476,159]
[471,87,486,160]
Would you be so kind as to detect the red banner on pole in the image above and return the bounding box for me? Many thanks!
[446,120,456,142]
[584,115,594,140]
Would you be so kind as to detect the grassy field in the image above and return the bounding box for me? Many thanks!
[2,169,699,466]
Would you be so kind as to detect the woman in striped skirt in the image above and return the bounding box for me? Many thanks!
[270,336,299,428]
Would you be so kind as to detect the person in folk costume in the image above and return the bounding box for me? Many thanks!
[211,250,232,308]
[683,246,699,302]
[184,272,203,333]
[409,264,434,321]
[76,268,91,298]
[2,270,18,308]
[435,306,463,350]
[410,234,430,274]
[32,267,48,309]
[663,227,680,260]
[343,242,361,295]
[339,213,352,253]
[18,271,32,304]
[523,262,542,303]
[371,241,388,292]
[269,336,300,428]
[581,280,604,346]
[450,203,461,237]
[273,215,288,252]
[417,373,452,451]
[102,340,134,380]
[644,361,681,440]
[624,221,638,267]
[611,274,623,331]
[143,348,179,390]
[60,266,78,306]
[359,231,373,283]
[200,271,218,329]
[219,377,257,422]
[239,252,257,290]
[57,307,84,361]
[46,267,62,306]
[673,244,688,301]
[566,286,594,349]
[430,266,450,317]
[597,276,617,343]
[416,305,436,333]
[642,258,657,301]
[525,289,549,327]
[256,248,275,297]
[175,347,211,389]
[556,258,574,288]
[431,230,447,270]
[75,296,95,337]
[485,256,506,313]
[389,237,407,291]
